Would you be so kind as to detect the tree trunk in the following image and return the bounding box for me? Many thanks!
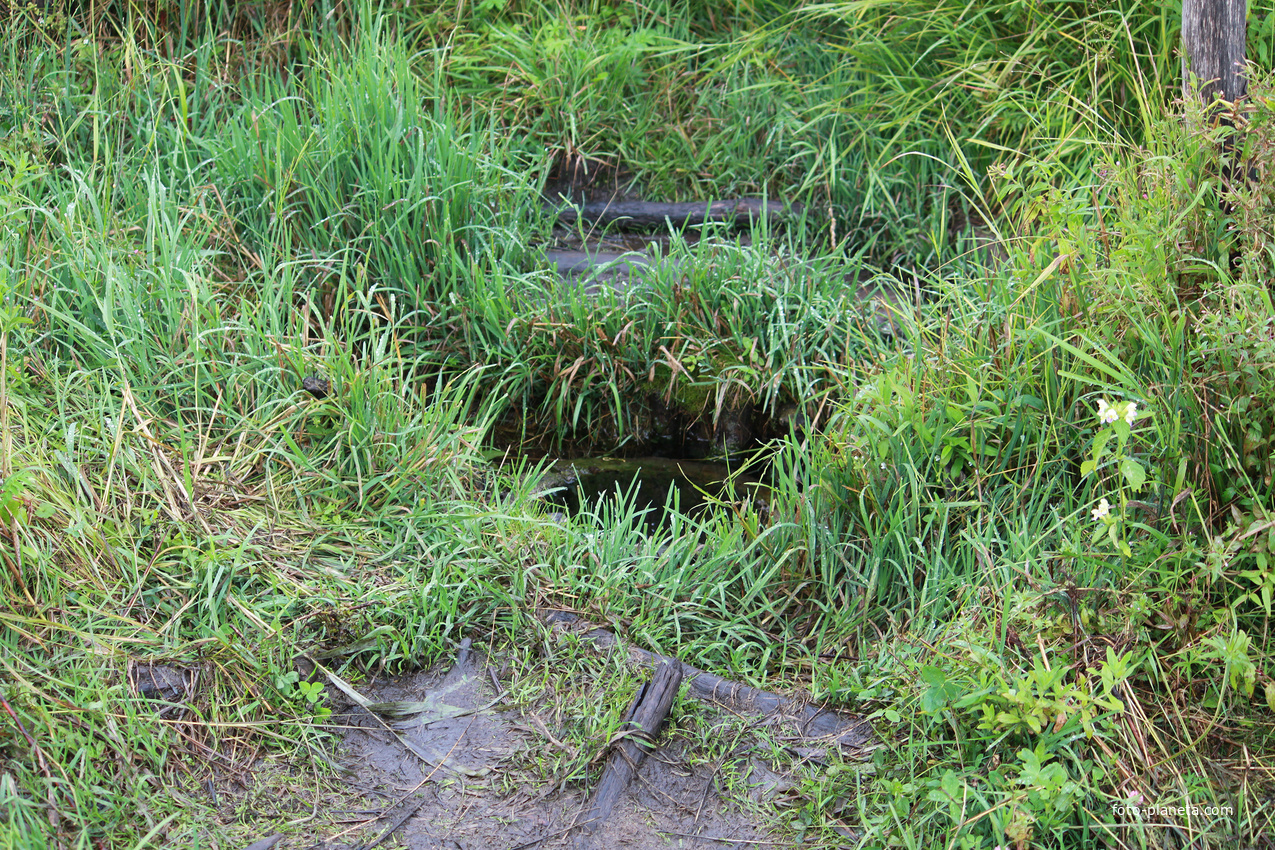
[1181,0,1248,112]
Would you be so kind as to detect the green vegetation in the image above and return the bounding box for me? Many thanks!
[1,1,1273,847]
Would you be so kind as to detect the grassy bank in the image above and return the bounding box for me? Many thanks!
[1,2,1273,847]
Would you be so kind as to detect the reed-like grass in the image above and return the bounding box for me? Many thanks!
[1,3,1273,848]
[417,0,1275,267]
[452,231,886,450]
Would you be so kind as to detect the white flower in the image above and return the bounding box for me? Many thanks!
[1092,498,1111,521]
[1096,399,1118,425]
[1123,402,1137,426]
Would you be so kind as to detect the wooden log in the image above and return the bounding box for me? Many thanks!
[242,836,282,850]
[551,198,795,230]
[542,249,659,279]
[677,663,869,745]
[575,659,684,840]
[542,611,873,750]
[1181,0,1247,112]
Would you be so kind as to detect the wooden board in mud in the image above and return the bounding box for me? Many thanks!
[550,198,797,230]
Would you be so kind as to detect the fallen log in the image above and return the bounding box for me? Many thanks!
[551,198,796,230]
[575,659,683,844]
[543,611,873,752]
[541,248,668,281]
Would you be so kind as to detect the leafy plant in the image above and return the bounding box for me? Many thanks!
[1082,396,1152,557]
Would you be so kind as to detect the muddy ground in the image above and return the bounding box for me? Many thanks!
[217,614,872,850]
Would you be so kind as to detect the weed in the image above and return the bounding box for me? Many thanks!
[1,4,1274,848]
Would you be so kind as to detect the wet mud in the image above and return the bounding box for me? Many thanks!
[283,618,872,850]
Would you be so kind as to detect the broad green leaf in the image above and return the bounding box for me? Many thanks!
[1120,457,1146,491]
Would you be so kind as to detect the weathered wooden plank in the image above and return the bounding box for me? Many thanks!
[551,198,796,230]
[1182,0,1247,111]
[543,611,874,751]
[575,659,684,842]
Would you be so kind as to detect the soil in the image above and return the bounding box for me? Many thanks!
[240,618,872,850]
[326,661,784,849]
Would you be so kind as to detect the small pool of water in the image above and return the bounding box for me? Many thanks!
[539,456,764,532]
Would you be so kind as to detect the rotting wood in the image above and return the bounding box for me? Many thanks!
[574,659,684,844]
[1181,0,1247,114]
[543,611,873,751]
[551,198,796,230]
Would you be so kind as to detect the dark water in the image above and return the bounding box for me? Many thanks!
[541,456,763,532]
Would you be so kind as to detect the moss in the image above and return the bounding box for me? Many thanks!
[644,351,763,418]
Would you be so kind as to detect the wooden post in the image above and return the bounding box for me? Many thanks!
[1181,0,1248,113]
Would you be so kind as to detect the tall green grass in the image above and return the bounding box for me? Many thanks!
[422,0,1275,267]
[770,75,1275,847]
[0,14,534,846]
[451,233,885,450]
[2,3,1273,848]
[211,13,546,311]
